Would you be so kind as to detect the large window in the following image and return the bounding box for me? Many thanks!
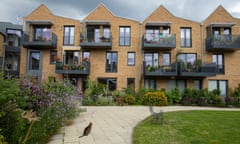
[64,51,80,65]
[181,27,192,47]
[34,26,51,41]
[208,80,228,98]
[144,79,156,90]
[63,26,75,45]
[29,51,40,70]
[119,26,130,46]
[7,29,21,47]
[144,53,158,67]
[212,54,224,74]
[177,53,196,64]
[127,52,135,66]
[106,52,117,72]
[98,78,117,91]
[145,27,160,42]
[167,80,186,92]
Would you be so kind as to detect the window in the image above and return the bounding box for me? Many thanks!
[144,53,158,67]
[98,78,117,91]
[177,53,196,64]
[83,51,90,62]
[194,80,201,90]
[212,54,224,74]
[7,29,21,47]
[106,52,117,72]
[5,53,20,71]
[208,80,228,97]
[50,50,57,64]
[144,79,156,90]
[119,26,130,46]
[127,52,135,66]
[103,26,110,39]
[34,26,51,41]
[163,53,170,66]
[167,80,186,92]
[29,51,40,70]
[64,51,80,65]
[127,78,135,88]
[63,26,75,45]
[145,27,160,42]
[181,27,192,47]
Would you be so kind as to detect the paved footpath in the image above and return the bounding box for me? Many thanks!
[48,106,240,144]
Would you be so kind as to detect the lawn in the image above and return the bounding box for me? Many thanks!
[133,110,240,144]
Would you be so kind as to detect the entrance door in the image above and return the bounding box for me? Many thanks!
[27,50,42,81]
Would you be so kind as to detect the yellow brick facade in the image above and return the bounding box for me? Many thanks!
[19,4,240,95]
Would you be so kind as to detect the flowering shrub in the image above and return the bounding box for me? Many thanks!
[124,94,136,105]
[142,91,168,106]
[0,75,82,143]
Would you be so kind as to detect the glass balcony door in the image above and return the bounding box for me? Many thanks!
[27,50,42,80]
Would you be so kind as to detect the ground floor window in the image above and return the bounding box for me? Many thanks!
[127,78,135,88]
[208,80,228,97]
[98,78,117,91]
[167,80,186,92]
[144,79,156,90]
[194,80,201,90]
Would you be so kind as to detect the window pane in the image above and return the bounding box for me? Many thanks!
[106,52,117,72]
[163,53,170,66]
[128,52,135,65]
[208,80,217,91]
[50,50,57,64]
[153,53,158,66]
[29,51,40,70]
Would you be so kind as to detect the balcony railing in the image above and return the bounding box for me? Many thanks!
[143,62,218,77]
[80,32,112,49]
[206,35,240,51]
[143,33,176,50]
[22,32,57,49]
[143,62,178,76]
[179,62,217,77]
[55,61,90,75]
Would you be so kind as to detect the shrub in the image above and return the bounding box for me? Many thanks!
[135,87,148,104]
[181,88,193,105]
[142,91,167,106]
[233,84,240,105]
[166,88,182,105]
[96,96,115,106]
[124,94,136,105]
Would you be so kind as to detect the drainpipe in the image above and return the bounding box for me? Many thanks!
[200,22,204,62]
[139,22,143,89]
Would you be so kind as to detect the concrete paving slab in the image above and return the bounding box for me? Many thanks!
[48,106,240,144]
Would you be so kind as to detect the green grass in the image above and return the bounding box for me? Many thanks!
[133,110,240,144]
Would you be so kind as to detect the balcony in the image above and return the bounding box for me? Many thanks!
[144,62,178,77]
[206,35,240,51]
[80,32,112,49]
[179,62,217,77]
[55,62,90,75]
[22,32,57,49]
[143,33,176,50]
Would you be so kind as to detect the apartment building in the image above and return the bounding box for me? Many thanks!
[20,4,86,88]
[142,5,207,92]
[80,4,141,91]
[0,22,22,78]
[202,6,240,97]
[17,3,240,97]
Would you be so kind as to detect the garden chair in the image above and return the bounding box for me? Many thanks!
[148,104,164,124]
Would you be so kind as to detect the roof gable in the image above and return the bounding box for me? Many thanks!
[25,4,53,18]
[84,3,114,21]
[204,5,234,22]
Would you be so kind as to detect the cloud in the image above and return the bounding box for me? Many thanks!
[0,0,240,24]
